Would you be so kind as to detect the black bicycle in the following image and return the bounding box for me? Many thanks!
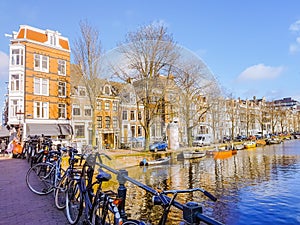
[54,146,81,210]
[65,152,124,225]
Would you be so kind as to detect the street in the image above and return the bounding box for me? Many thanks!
[0,157,69,225]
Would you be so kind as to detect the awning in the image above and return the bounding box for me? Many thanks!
[0,126,9,137]
[26,124,61,136]
[58,124,73,135]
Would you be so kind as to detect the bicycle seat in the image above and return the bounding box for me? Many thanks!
[96,170,112,182]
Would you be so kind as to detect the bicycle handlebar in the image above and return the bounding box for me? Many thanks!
[94,152,224,225]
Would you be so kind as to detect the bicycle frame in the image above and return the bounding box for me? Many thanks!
[96,161,224,225]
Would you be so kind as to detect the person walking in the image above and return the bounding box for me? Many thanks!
[0,140,6,156]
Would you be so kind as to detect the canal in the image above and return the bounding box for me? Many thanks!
[109,139,300,224]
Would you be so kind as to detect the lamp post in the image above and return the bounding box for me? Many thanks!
[16,110,24,141]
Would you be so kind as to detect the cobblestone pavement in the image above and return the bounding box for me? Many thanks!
[0,157,69,225]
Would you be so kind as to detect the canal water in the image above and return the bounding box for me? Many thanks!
[111,139,300,224]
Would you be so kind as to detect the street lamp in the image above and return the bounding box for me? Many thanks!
[16,110,24,141]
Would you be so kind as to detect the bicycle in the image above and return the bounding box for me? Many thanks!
[25,149,64,195]
[54,146,81,210]
[96,157,224,225]
[65,151,143,225]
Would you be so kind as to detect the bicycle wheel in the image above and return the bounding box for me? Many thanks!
[54,173,68,210]
[26,162,55,195]
[66,179,83,224]
[91,193,123,225]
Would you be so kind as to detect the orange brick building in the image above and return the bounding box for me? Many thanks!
[7,25,72,139]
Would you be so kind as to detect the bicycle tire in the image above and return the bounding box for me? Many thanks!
[54,173,68,210]
[26,162,55,195]
[66,179,83,224]
[91,193,123,225]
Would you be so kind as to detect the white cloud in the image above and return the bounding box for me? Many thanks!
[237,64,284,81]
[0,51,9,80]
[289,20,300,32]
[289,20,300,54]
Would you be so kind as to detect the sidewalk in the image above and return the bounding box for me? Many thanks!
[0,157,69,225]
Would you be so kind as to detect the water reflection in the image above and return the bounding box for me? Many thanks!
[111,140,300,224]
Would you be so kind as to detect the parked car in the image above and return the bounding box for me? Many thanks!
[149,141,168,152]
[234,135,247,142]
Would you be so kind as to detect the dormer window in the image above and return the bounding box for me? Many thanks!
[46,30,60,47]
[104,85,110,95]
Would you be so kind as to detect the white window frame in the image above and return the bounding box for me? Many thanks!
[34,101,49,119]
[34,54,49,73]
[10,99,22,118]
[10,47,24,66]
[58,59,66,75]
[34,77,49,96]
[113,101,118,111]
[105,101,110,111]
[10,73,23,92]
[84,105,92,117]
[58,103,66,119]
[78,86,86,96]
[72,104,81,116]
[58,81,66,97]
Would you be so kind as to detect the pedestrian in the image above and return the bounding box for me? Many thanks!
[0,140,6,156]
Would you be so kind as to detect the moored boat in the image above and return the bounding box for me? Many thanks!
[244,141,256,149]
[139,156,170,166]
[183,150,206,159]
[234,144,244,150]
[213,150,232,159]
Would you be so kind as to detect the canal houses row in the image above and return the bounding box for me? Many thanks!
[3,25,300,150]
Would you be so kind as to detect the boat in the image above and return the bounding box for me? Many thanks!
[213,150,232,159]
[266,137,282,145]
[234,144,244,150]
[243,141,256,149]
[183,150,206,159]
[139,157,170,166]
[256,139,266,147]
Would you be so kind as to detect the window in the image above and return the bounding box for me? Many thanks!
[11,48,24,66]
[138,111,142,120]
[58,82,66,97]
[72,104,81,116]
[10,99,21,118]
[130,111,135,121]
[104,86,110,95]
[113,116,118,128]
[34,78,49,96]
[34,54,49,72]
[138,126,142,136]
[11,74,23,92]
[78,86,86,96]
[34,102,49,119]
[58,59,66,75]
[122,111,127,120]
[96,100,102,110]
[97,116,102,129]
[58,103,66,119]
[84,106,92,116]
[74,125,85,138]
[131,126,136,137]
[105,101,110,111]
[113,101,118,111]
[105,116,111,128]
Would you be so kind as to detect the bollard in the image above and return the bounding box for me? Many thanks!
[182,201,202,224]
[117,169,129,219]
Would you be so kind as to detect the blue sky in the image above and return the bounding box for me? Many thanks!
[1,0,300,112]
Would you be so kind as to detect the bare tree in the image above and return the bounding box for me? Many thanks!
[171,61,221,146]
[72,21,103,146]
[112,22,179,151]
